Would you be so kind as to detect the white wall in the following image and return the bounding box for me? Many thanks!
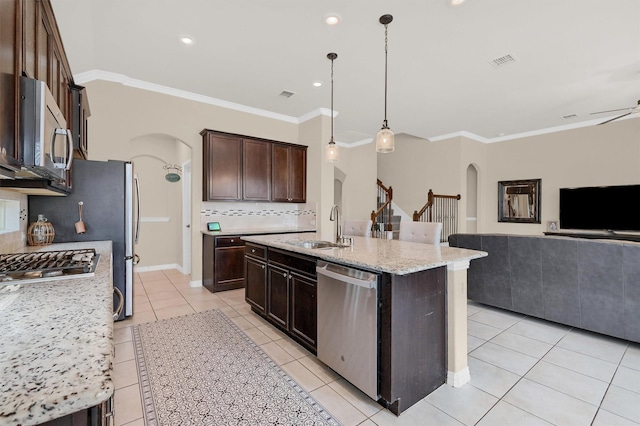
[378,119,640,236]
[0,189,28,253]
[83,80,301,282]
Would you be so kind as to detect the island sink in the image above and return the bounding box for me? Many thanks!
[286,240,349,249]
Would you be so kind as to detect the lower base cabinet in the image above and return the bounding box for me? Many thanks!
[245,243,267,314]
[245,244,317,352]
[39,395,114,425]
[203,235,245,292]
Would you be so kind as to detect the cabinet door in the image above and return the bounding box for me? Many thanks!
[70,85,89,159]
[271,144,307,203]
[290,272,317,348]
[202,234,215,292]
[288,146,307,203]
[242,139,271,200]
[0,0,20,170]
[203,133,242,201]
[267,264,289,329]
[214,245,245,291]
[245,256,267,314]
[271,143,290,202]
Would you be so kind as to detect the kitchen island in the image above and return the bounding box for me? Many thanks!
[201,226,315,292]
[0,241,115,425]
[242,232,487,415]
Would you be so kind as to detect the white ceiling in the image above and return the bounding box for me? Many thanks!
[50,0,640,144]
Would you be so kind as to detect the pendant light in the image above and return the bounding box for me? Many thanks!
[325,52,339,162]
[376,14,395,153]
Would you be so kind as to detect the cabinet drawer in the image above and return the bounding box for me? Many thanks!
[268,248,316,277]
[246,243,267,260]
[215,236,243,247]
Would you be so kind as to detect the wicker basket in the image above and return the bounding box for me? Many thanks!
[27,215,55,246]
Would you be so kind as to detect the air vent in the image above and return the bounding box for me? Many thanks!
[489,54,518,68]
[279,90,296,98]
[562,113,578,119]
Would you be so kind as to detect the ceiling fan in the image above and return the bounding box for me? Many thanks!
[590,99,640,125]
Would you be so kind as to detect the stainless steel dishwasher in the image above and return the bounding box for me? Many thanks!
[316,260,379,400]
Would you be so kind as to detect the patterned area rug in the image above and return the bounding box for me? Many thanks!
[132,309,341,426]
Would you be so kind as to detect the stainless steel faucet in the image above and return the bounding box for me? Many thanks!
[329,204,342,243]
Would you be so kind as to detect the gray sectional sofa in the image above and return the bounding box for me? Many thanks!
[448,233,640,343]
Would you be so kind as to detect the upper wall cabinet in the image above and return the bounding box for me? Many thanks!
[0,0,89,187]
[0,0,21,172]
[242,138,272,201]
[272,143,306,203]
[70,84,90,159]
[202,132,243,201]
[201,129,306,203]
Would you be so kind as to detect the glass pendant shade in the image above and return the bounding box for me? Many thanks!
[376,127,395,153]
[376,14,395,154]
[325,141,339,162]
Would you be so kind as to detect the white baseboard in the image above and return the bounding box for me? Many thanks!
[134,263,179,273]
[189,280,202,288]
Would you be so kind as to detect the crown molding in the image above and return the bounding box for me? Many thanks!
[75,69,626,147]
[74,70,299,124]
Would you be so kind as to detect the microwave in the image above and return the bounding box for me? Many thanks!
[18,76,73,183]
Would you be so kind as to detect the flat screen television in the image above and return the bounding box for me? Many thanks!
[559,184,640,232]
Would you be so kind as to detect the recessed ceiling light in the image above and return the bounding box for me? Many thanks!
[325,14,341,25]
[449,0,465,6]
[180,36,195,45]
[313,81,323,87]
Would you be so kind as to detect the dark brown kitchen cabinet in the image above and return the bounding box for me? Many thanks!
[289,272,317,348]
[203,235,246,292]
[242,139,271,200]
[202,132,242,201]
[23,0,73,124]
[245,243,267,314]
[70,84,90,159]
[0,0,86,185]
[264,248,317,351]
[272,143,307,203]
[0,0,21,172]
[201,129,306,203]
[267,263,290,329]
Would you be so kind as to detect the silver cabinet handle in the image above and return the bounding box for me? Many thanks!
[231,239,234,242]
[252,249,256,253]
[134,174,141,244]
[283,272,287,277]
[261,264,265,269]
[113,287,124,320]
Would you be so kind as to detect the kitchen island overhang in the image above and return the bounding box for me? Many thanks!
[241,233,487,415]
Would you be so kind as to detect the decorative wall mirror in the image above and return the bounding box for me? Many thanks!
[498,179,541,223]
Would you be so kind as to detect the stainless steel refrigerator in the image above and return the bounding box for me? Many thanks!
[28,159,140,320]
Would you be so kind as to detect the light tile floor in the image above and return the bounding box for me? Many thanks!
[113,269,640,426]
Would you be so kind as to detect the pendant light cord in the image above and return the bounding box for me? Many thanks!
[331,56,335,142]
[383,23,389,128]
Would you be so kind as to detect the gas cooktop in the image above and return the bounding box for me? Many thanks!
[0,248,100,284]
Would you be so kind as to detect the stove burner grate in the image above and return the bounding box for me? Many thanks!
[0,249,98,279]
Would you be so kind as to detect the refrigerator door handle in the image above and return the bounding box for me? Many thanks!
[134,174,141,244]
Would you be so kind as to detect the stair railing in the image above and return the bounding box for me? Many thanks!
[371,179,393,237]
[413,189,461,243]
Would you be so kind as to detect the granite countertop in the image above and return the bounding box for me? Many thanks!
[0,241,115,426]
[202,227,316,237]
[242,233,487,275]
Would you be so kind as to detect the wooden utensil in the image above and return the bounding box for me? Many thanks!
[75,201,86,234]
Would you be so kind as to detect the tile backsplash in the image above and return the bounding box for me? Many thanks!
[201,202,316,231]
